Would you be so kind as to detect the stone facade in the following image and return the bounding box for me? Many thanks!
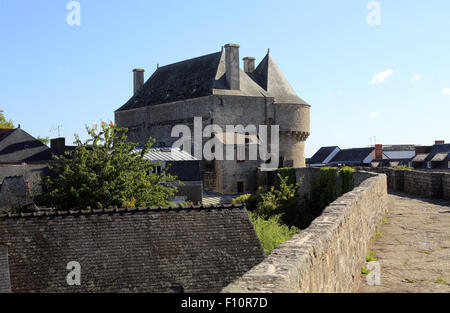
[223,172,388,293]
[366,167,450,200]
[115,44,310,194]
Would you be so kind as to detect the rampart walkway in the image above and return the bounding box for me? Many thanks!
[359,192,450,293]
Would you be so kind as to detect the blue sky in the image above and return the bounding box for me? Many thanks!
[0,0,449,157]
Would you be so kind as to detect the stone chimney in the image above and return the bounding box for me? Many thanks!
[133,69,145,94]
[243,57,255,74]
[225,44,240,90]
[435,140,445,145]
[51,137,66,155]
[375,144,383,160]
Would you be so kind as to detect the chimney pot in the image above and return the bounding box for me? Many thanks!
[243,57,256,74]
[133,69,145,94]
[224,44,240,90]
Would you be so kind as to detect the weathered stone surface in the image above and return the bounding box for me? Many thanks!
[366,168,450,200]
[359,193,450,293]
[223,172,388,293]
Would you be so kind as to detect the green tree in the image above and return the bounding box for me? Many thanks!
[37,136,50,146]
[0,110,14,128]
[36,123,180,210]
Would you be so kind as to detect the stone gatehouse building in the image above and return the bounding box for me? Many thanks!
[115,44,310,194]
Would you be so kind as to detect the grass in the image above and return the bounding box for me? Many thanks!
[382,217,389,224]
[372,228,382,243]
[361,266,371,275]
[434,277,449,285]
[405,278,416,284]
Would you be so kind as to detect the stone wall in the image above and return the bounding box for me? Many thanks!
[364,167,450,199]
[0,246,11,293]
[223,172,388,293]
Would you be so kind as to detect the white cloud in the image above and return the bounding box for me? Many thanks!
[371,69,393,85]
[442,88,450,95]
[411,73,422,82]
[369,112,378,119]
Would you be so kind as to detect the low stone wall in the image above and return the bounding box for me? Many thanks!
[365,167,450,200]
[444,175,450,200]
[223,172,388,293]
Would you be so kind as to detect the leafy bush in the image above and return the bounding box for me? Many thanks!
[249,212,300,255]
[394,165,413,170]
[338,166,355,194]
[35,124,180,211]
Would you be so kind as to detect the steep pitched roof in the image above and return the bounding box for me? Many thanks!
[329,147,374,165]
[0,129,52,163]
[250,52,308,104]
[425,144,450,163]
[308,146,339,164]
[118,52,223,111]
[0,205,265,293]
[116,47,308,111]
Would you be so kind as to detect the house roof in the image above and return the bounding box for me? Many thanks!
[117,47,308,112]
[136,147,198,162]
[329,147,374,164]
[382,145,416,152]
[308,146,339,164]
[431,153,448,162]
[425,144,450,163]
[412,153,428,162]
[0,204,265,293]
[0,128,52,163]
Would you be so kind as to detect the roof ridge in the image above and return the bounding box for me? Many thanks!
[0,203,246,219]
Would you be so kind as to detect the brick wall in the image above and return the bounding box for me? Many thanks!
[223,172,388,293]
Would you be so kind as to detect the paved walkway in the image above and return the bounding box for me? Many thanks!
[359,192,450,293]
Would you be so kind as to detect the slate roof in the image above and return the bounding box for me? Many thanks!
[425,144,450,163]
[328,147,374,165]
[412,154,428,162]
[117,46,308,111]
[308,146,339,164]
[249,52,308,104]
[0,204,265,293]
[0,128,52,163]
[136,147,198,161]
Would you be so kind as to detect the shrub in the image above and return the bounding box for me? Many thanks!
[249,212,300,255]
[394,165,413,170]
[338,166,355,194]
